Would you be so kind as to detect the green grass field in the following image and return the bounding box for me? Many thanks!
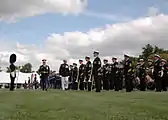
[0,90,168,120]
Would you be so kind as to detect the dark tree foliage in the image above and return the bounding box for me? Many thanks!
[20,63,32,73]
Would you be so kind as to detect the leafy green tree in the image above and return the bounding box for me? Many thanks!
[153,45,164,54]
[141,44,154,61]
[20,63,32,73]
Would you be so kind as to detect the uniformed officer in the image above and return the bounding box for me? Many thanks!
[112,57,120,91]
[72,63,78,90]
[68,65,73,90]
[146,59,155,90]
[84,56,92,91]
[153,54,162,92]
[92,51,102,92]
[102,59,110,90]
[38,59,50,91]
[123,54,134,92]
[161,59,167,91]
[59,60,70,91]
[163,63,168,91]
[146,59,154,78]
[78,59,85,90]
[138,59,147,91]
[117,61,124,90]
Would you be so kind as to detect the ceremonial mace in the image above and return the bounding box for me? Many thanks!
[9,54,17,91]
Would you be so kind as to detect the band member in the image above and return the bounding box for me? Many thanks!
[138,59,147,91]
[38,59,50,91]
[153,54,162,92]
[146,59,155,90]
[123,54,134,92]
[117,62,124,90]
[68,65,73,90]
[112,57,120,91]
[78,60,85,90]
[161,59,167,91]
[59,60,70,91]
[85,56,92,91]
[72,63,78,90]
[93,51,102,92]
[102,59,110,90]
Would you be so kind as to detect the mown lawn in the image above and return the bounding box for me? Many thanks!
[0,90,168,120]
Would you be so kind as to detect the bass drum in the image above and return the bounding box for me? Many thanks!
[147,81,155,90]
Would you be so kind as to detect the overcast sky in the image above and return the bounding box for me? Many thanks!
[0,0,168,71]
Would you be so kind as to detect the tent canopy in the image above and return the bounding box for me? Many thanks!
[0,71,40,84]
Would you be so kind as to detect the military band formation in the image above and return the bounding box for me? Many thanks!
[36,51,168,93]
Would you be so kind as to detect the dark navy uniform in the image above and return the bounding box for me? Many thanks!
[59,63,70,77]
[123,54,134,92]
[102,60,110,90]
[78,61,85,90]
[72,63,78,90]
[59,61,70,90]
[153,54,162,92]
[85,58,92,91]
[108,63,114,90]
[68,65,73,89]
[93,51,102,92]
[38,64,50,91]
[161,59,167,91]
[117,62,124,90]
[138,59,147,91]
[112,61,120,91]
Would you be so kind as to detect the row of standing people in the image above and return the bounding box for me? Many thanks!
[59,51,134,92]
[59,52,168,92]
[37,51,168,92]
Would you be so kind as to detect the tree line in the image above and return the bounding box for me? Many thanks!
[6,63,33,73]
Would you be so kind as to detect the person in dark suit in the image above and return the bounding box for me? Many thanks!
[92,51,102,92]
[38,59,50,91]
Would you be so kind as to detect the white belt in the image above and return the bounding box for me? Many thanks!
[10,71,16,77]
